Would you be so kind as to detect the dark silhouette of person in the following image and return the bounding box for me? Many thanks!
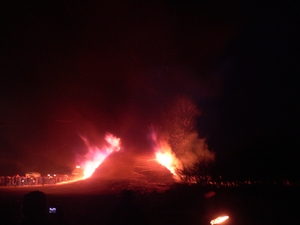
[26,176,30,186]
[42,176,45,186]
[108,189,149,225]
[19,190,53,225]
[19,190,69,225]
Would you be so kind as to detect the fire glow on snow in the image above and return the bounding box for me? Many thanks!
[80,133,121,179]
[150,131,182,178]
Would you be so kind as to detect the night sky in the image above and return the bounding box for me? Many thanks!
[1,1,298,180]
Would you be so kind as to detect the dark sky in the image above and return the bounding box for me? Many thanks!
[1,1,298,179]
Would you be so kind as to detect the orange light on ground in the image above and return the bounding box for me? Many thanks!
[210,216,229,225]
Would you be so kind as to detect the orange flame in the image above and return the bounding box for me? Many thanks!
[80,133,121,179]
[210,216,229,225]
[150,131,182,177]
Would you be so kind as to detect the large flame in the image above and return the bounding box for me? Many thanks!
[80,133,121,179]
[150,131,182,177]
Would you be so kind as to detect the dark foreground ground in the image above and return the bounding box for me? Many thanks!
[1,180,299,225]
[1,153,299,224]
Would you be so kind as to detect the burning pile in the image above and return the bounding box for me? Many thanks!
[79,133,121,179]
[150,131,182,178]
[74,97,214,183]
[149,127,214,182]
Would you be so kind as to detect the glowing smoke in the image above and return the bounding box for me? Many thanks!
[151,96,215,181]
[176,132,214,169]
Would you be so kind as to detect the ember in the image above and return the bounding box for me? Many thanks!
[210,216,229,225]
